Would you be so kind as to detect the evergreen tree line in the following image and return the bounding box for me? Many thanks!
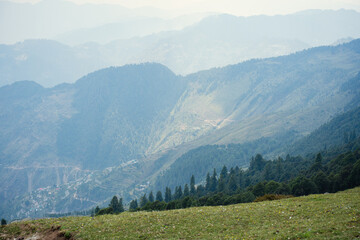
[155,105,360,193]
[94,138,360,215]
[153,136,295,194]
[95,196,125,216]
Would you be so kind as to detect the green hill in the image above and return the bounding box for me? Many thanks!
[1,187,360,239]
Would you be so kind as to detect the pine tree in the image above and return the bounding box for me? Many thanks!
[174,186,179,200]
[95,206,100,215]
[250,154,266,172]
[228,174,238,193]
[156,191,163,201]
[184,184,190,196]
[118,198,125,212]
[140,194,148,207]
[149,191,154,202]
[1,218,6,226]
[165,187,172,202]
[310,153,323,173]
[220,165,228,179]
[190,175,196,195]
[210,169,218,192]
[217,176,226,192]
[129,199,138,210]
[174,186,183,199]
[109,196,120,213]
[196,184,205,196]
[263,163,272,180]
[205,173,211,191]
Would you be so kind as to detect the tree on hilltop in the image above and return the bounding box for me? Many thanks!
[149,191,154,203]
[190,175,196,195]
[156,191,163,202]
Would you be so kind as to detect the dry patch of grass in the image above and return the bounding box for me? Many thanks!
[254,194,294,202]
[1,187,360,239]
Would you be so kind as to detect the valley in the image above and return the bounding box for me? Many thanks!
[1,1,360,239]
[1,39,360,220]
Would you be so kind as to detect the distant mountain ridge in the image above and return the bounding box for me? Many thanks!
[55,14,210,45]
[0,0,173,44]
[1,39,360,220]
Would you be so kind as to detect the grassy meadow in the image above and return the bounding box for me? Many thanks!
[1,187,360,239]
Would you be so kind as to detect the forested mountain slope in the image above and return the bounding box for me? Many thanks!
[288,105,360,156]
[153,105,360,192]
[0,63,185,202]
[1,40,360,220]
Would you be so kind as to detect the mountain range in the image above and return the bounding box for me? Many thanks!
[0,0,183,44]
[1,39,360,220]
[1,9,360,87]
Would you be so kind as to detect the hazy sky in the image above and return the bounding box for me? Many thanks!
[2,0,360,44]
[9,0,360,16]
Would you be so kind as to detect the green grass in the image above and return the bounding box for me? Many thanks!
[1,187,360,239]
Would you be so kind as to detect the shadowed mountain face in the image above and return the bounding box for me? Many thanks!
[57,64,185,169]
[1,40,360,220]
[1,10,360,87]
[0,63,185,205]
[1,63,184,169]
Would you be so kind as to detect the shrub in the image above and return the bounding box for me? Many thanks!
[254,194,294,202]
[1,218,6,226]
[96,207,113,216]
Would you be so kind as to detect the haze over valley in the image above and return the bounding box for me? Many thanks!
[0,1,360,235]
